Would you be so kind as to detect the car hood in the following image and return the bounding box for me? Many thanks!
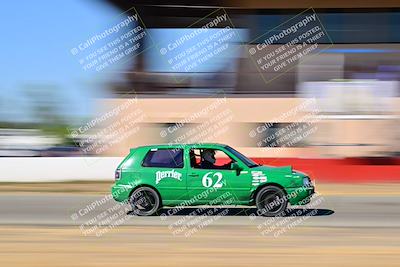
[251,165,293,174]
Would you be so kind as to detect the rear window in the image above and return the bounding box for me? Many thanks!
[142,149,184,168]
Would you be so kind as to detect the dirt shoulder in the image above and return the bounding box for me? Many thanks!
[0,226,399,267]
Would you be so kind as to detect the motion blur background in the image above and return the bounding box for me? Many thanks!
[1,0,400,182]
[1,2,400,267]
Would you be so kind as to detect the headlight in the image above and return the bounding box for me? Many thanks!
[303,177,312,187]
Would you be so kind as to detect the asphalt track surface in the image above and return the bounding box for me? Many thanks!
[0,194,399,228]
[1,193,400,267]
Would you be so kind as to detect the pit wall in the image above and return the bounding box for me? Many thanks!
[0,157,398,183]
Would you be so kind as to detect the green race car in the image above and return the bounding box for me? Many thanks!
[111,143,315,216]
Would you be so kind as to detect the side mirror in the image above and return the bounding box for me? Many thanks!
[231,162,243,176]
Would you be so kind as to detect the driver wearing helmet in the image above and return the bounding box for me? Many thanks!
[200,149,232,170]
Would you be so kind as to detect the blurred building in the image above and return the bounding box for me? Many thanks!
[92,0,400,158]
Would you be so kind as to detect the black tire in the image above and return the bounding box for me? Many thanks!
[129,187,161,216]
[255,185,288,217]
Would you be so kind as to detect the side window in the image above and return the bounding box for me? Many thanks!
[142,149,184,168]
[213,150,233,167]
[190,148,234,170]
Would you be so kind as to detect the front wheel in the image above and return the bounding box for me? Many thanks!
[129,187,161,216]
[255,186,288,217]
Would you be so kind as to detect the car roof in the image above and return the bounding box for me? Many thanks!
[134,143,228,150]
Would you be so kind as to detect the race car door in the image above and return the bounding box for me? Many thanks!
[187,148,250,204]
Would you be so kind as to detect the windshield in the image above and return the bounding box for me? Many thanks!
[224,146,259,167]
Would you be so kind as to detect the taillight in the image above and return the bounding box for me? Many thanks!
[115,169,121,180]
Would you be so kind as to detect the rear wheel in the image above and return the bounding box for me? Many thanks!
[255,185,288,217]
[129,187,161,216]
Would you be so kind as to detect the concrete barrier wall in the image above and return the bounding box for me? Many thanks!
[0,157,124,182]
[1,157,399,183]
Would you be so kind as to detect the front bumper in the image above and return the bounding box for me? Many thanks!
[286,186,315,206]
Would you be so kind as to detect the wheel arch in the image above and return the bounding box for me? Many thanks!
[128,184,163,207]
[250,182,287,205]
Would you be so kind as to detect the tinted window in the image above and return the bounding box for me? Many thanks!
[142,149,184,168]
